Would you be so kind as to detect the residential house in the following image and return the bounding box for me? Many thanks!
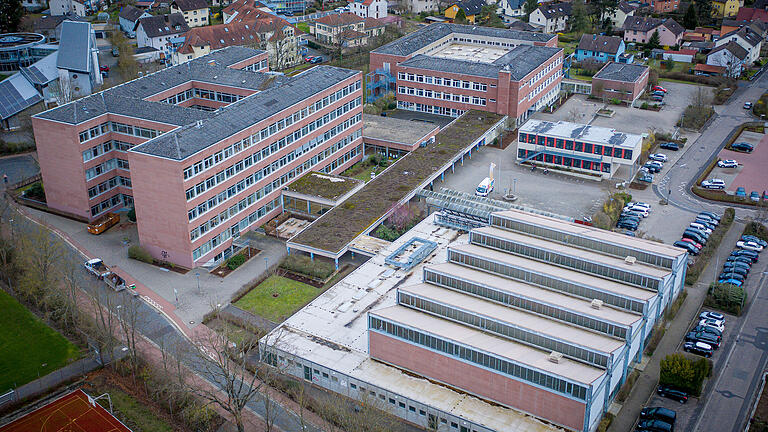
[711,0,741,17]
[170,0,210,27]
[348,0,388,19]
[683,26,719,42]
[707,41,748,76]
[56,21,102,97]
[721,19,767,38]
[49,0,86,16]
[661,48,696,62]
[119,5,152,38]
[603,1,636,29]
[22,0,48,11]
[575,34,631,63]
[497,0,525,22]
[622,17,683,47]
[223,0,275,23]
[649,0,679,12]
[529,2,572,33]
[404,0,438,13]
[311,12,385,47]
[33,14,85,41]
[135,13,190,60]
[443,0,484,23]
[694,63,727,76]
[715,26,762,64]
[173,19,302,69]
[735,7,768,22]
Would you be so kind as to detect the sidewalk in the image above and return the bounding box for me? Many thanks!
[608,221,745,432]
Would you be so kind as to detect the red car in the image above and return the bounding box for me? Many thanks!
[304,56,315,63]
[99,65,110,72]
[681,238,702,250]
[652,85,667,93]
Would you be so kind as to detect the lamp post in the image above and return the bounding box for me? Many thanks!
[195,271,200,294]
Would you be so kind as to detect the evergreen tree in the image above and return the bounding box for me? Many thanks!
[0,0,23,33]
[683,3,699,29]
[694,0,712,23]
[524,0,538,20]
[647,30,661,49]
[570,0,589,33]
[454,7,468,24]
[590,0,618,30]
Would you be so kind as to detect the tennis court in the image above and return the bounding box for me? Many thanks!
[0,389,132,432]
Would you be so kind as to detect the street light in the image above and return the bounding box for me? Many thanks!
[195,271,200,294]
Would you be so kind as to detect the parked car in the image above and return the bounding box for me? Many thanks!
[628,201,651,210]
[699,319,726,331]
[636,418,673,432]
[736,187,747,198]
[652,86,668,93]
[695,323,724,336]
[699,211,720,222]
[689,223,713,235]
[717,159,738,168]
[683,232,707,246]
[699,311,725,322]
[111,46,119,56]
[623,210,647,218]
[718,271,745,282]
[652,95,664,102]
[674,240,699,254]
[304,56,315,62]
[684,341,714,358]
[751,191,761,202]
[727,256,754,266]
[638,173,654,183]
[737,240,764,252]
[701,179,726,189]
[685,331,721,348]
[310,56,324,64]
[680,238,702,250]
[643,163,661,173]
[99,65,110,72]
[731,142,754,153]
[652,91,666,97]
[659,142,679,151]
[639,407,677,425]
[718,278,744,287]
[657,385,688,403]
[694,218,717,230]
[742,235,768,247]
[745,102,753,109]
[723,262,751,274]
[648,153,668,162]
[731,249,759,262]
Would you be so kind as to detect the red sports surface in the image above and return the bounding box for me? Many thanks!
[0,389,132,432]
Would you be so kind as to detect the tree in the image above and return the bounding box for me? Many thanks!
[0,0,23,33]
[589,0,617,30]
[647,30,661,50]
[87,283,119,366]
[683,3,698,29]
[524,0,538,19]
[694,0,712,23]
[479,4,505,27]
[116,294,147,379]
[570,0,590,33]
[454,7,468,24]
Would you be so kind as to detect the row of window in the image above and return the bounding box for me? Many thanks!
[85,158,130,181]
[471,230,660,291]
[87,175,131,199]
[518,150,612,173]
[185,111,361,214]
[191,144,361,261]
[183,90,362,182]
[518,133,634,160]
[527,70,561,101]
[447,247,645,313]
[90,193,131,217]
[79,121,162,143]
[242,58,269,72]
[368,315,589,400]
[399,291,610,367]
[423,268,630,340]
[397,73,489,92]
[82,140,135,162]
[396,101,466,118]
[160,87,245,106]
[489,214,673,269]
[526,56,562,88]
[398,86,487,106]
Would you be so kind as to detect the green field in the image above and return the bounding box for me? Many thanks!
[0,290,80,391]
[235,275,319,322]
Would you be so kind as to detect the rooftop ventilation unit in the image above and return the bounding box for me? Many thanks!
[548,351,563,364]
[591,299,603,310]
[625,256,637,265]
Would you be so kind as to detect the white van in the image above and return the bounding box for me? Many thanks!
[476,177,494,197]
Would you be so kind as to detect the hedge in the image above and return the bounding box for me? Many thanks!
[743,221,768,242]
[704,282,747,315]
[685,207,735,285]
[226,254,246,270]
[660,352,712,396]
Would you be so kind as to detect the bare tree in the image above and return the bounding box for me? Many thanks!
[116,294,148,379]
[17,223,64,306]
[315,391,403,432]
[87,284,119,365]
[567,106,581,123]
[49,74,76,106]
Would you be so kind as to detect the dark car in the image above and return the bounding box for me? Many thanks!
[731,250,759,262]
[694,218,717,230]
[692,325,722,339]
[659,142,679,151]
[637,418,673,432]
[684,341,714,358]
[722,264,749,275]
[685,331,721,348]
[718,272,745,282]
[643,164,661,173]
[731,142,754,153]
[742,235,768,248]
[727,256,754,266]
[619,215,641,223]
[310,56,324,64]
[682,231,706,245]
[674,240,699,254]
[640,407,677,425]
[657,385,688,403]
[684,227,709,240]
[699,211,720,221]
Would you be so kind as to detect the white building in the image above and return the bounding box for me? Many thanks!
[707,41,748,77]
[529,2,571,33]
[170,0,210,28]
[497,0,525,20]
[56,20,102,97]
[135,13,189,59]
[603,1,636,29]
[119,5,151,38]
[49,0,86,16]
[402,0,438,13]
[714,27,762,65]
[348,0,388,19]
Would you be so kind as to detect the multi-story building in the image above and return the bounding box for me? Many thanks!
[348,0,388,19]
[529,2,571,33]
[516,119,642,179]
[32,47,365,268]
[369,23,562,125]
[135,13,190,60]
[49,0,86,16]
[263,208,687,432]
[591,62,649,104]
[714,26,762,64]
[170,0,210,27]
[119,5,152,38]
[310,13,385,48]
[622,17,683,46]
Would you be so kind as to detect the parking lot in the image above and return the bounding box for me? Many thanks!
[712,130,768,194]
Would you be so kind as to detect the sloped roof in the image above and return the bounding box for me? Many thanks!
[721,26,762,47]
[577,34,622,54]
[736,7,768,23]
[179,22,261,54]
[502,0,525,10]
[314,12,364,27]
[223,0,273,22]
[451,0,484,16]
[137,13,189,38]
[57,21,92,73]
[340,28,366,39]
[508,20,537,31]
[171,0,208,11]
[694,63,726,73]
[0,73,42,120]
[709,40,748,60]
[34,14,84,31]
[364,17,385,28]
[618,1,636,13]
[20,52,59,85]
[119,5,148,22]
[535,1,572,19]
[623,16,683,35]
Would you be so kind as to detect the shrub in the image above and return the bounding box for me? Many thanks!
[226,254,246,270]
[616,369,639,402]
[660,353,712,396]
[744,221,768,242]
[597,413,615,432]
[127,207,136,222]
[644,324,666,356]
[281,254,335,280]
[704,282,746,315]
[128,245,153,263]
[685,207,734,285]
[24,182,46,201]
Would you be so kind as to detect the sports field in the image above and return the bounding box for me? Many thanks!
[0,289,80,392]
[0,389,132,432]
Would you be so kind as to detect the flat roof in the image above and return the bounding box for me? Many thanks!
[474,226,670,280]
[400,283,625,354]
[519,119,642,149]
[426,262,642,326]
[430,42,510,63]
[593,62,649,82]
[284,171,363,201]
[493,209,686,260]
[363,115,439,146]
[372,306,605,385]
[289,111,505,255]
[450,243,657,301]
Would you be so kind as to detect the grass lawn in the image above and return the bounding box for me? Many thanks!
[296,22,310,33]
[0,290,80,391]
[342,160,386,182]
[235,275,320,322]
[88,377,174,432]
[648,59,689,74]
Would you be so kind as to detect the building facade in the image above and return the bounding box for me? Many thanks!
[714,27,762,64]
[170,0,210,27]
[32,47,364,268]
[370,24,562,125]
[348,0,388,19]
[649,0,679,12]
[311,13,385,47]
[575,34,628,63]
[119,5,152,38]
[135,13,190,60]
[516,119,642,178]
[591,62,649,104]
[529,2,571,33]
[622,17,683,46]
[49,0,86,16]
[0,33,55,72]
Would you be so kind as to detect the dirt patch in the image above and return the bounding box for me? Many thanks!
[210,247,261,278]
[277,268,324,288]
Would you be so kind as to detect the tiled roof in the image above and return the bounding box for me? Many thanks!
[451,0,484,16]
[535,2,572,19]
[364,17,385,28]
[618,1,636,13]
[136,13,189,38]
[34,14,84,31]
[623,16,682,35]
[736,7,768,23]
[57,21,92,73]
[720,27,762,47]
[577,34,622,55]
[340,28,367,39]
[593,62,649,82]
[694,63,726,73]
[372,22,555,56]
[171,0,208,11]
[709,41,748,60]
[223,0,271,18]
[177,18,295,54]
[119,5,147,22]
[314,12,364,27]
[130,66,359,160]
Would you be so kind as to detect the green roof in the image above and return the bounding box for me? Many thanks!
[284,171,362,201]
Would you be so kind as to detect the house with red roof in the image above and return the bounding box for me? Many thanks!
[736,7,768,22]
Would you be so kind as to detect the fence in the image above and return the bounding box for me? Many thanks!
[9,173,41,191]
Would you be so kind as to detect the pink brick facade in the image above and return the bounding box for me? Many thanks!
[592,69,649,103]
[369,331,587,431]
